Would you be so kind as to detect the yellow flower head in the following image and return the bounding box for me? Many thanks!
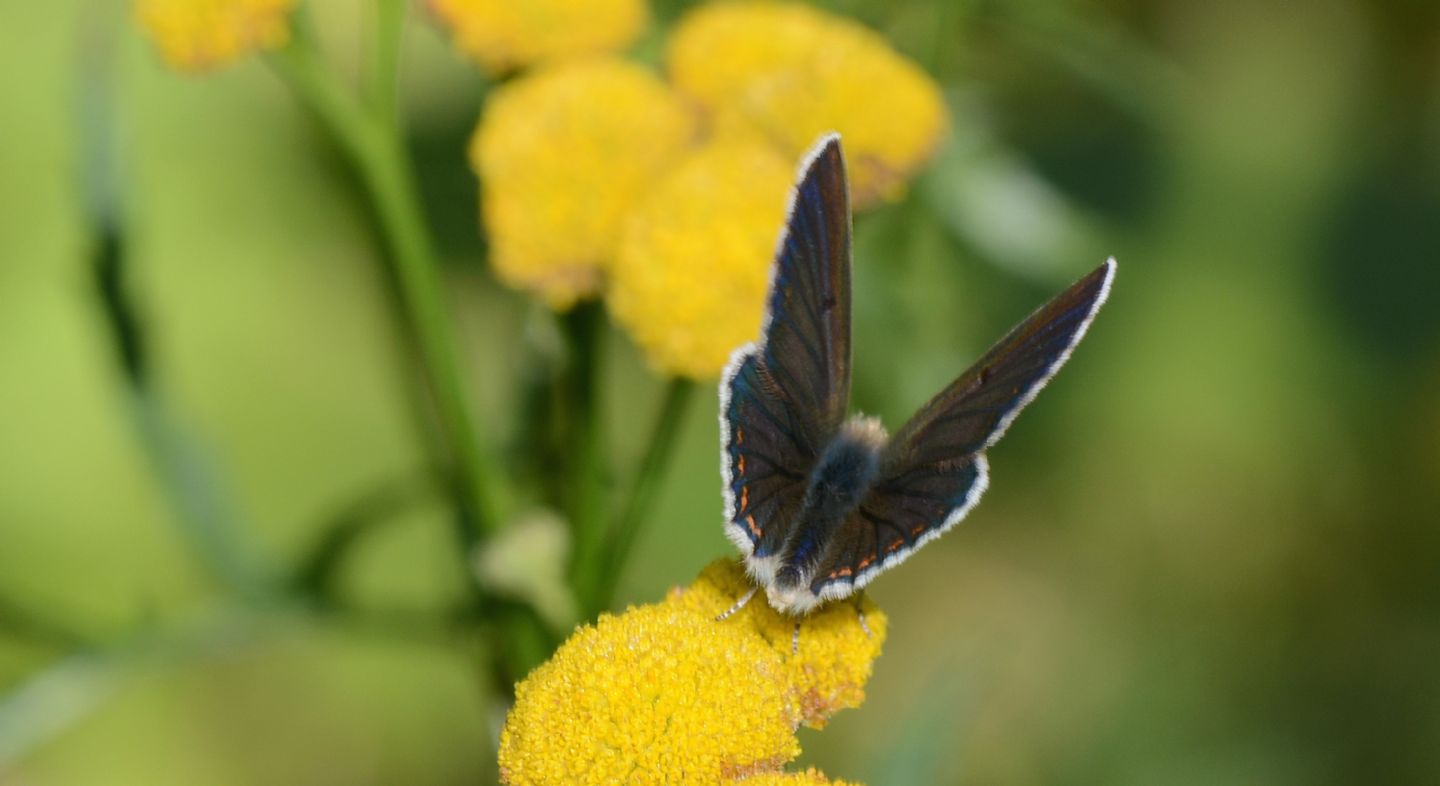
[498,560,885,785]
[430,0,649,74]
[608,135,795,379]
[471,58,698,309]
[670,560,887,730]
[135,0,296,71]
[744,769,862,786]
[668,1,947,206]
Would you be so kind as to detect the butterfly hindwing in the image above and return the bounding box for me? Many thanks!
[810,456,987,598]
[721,134,854,562]
[721,351,813,560]
[809,260,1115,595]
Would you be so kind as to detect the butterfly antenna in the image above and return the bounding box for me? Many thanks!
[716,586,758,621]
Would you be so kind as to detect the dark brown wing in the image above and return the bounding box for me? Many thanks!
[721,134,853,559]
[809,260,1115,597]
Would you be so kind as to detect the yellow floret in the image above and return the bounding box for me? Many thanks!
[135,0,296,71]
[497,560,884,785]
[674,560,887,729]
[665,1,829,108]
[498,601,798,784]
[430,0,648,74]
[608,136,794,379]
[668,1,948,206]
[471,58,698,309]
[742,768,862,786]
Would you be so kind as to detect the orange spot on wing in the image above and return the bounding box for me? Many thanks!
[910,523,926,536]
[739,486,749,511]
[886,538,905,553]
[857,554,876,570]
[737,455,746,474]
[745,515,761,537]
[829,566,853,579]
[735,427,745,445]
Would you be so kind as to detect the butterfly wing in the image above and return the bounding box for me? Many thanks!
[721,134,853,571]
[807,259,1116,599]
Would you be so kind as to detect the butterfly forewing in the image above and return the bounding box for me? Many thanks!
[721,135,854,560]
[886,261,1114,468]
[809,260,1114,595]
[758,136,852,444]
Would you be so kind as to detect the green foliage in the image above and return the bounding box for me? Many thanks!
[1,0,1438,784]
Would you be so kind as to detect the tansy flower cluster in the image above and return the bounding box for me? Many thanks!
[454,0,948,378]
[668,2,948,207]
[498,560,884,786]
[470,59,699,310]
[429,0,649,74]
[133,0,947,376]
[135,0,297,70]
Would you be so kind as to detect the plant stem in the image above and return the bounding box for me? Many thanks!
[561,302,609,610]
[267,17,505,546]
[594,378,694,612]
[81,30,265,597]
[0,594,94,652]
[368,0,404,127]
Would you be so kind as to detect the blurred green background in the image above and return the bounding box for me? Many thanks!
[3,0,1439,784]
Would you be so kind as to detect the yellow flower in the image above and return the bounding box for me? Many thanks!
[670,560,887,730]
[668,1,947,206]
[135,0,296,71]
[430,0,649,74]
[471,58,698,309]
[608,136,794,379]
[743,769,862,786]
[498,560,885,786]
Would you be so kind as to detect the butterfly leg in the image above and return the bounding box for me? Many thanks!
[716,585,758,622]
[791,621,801,655]
[853,593,873,638]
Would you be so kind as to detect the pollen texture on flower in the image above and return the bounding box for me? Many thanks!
[741,769,862,786]
[497,560,885,785]
[668,1,947,206]
[471,58,698,309]
[608,137,794,379]
[135,0,296,71]
[673,560,888,730]
[430,0,648,74]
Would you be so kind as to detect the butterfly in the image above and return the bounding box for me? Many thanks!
[720,133,1115,616]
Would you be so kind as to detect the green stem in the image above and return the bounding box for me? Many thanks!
[561,302,609,610]
[594,378,694,613]
[368,0,404,127]
[131,393,267,595]
[81,31,266,597]
[0,593,94,652]
[267,18,504,545]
